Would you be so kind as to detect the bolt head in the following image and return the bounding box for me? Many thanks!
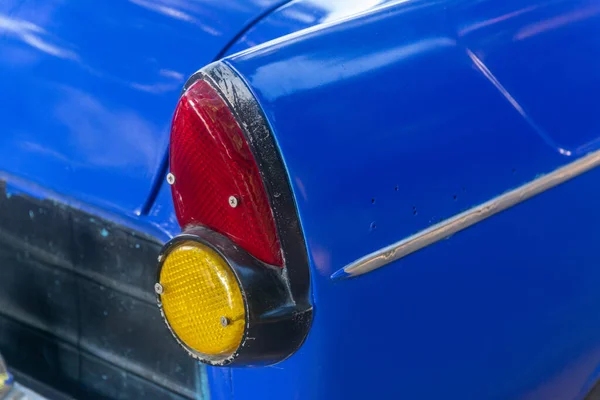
[220,316,229,327]
[228,196,238,208]
[154,283,164,295]
[166,173,176,185]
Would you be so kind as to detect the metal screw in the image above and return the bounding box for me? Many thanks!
[228,196,238,208]
[166,173,176,185]
[220,316,229,327]
[154,283,164,295]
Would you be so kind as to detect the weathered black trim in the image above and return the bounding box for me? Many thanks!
[172,61,312,365]
[157,228,311,366]
[0,181,202,399]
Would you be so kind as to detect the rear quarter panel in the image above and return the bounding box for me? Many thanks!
[215,0,600,398]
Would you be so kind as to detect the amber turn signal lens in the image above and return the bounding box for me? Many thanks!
[158,241,246,358]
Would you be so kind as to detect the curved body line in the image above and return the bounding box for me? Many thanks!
[332,150,600,280]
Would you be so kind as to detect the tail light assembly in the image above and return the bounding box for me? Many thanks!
[155,62,312,366]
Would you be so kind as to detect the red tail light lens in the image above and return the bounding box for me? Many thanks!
[169,79,283,267]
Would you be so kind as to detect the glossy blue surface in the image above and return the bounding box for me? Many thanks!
[0,0,286,214]
[222,0,600,398]
[227,0,399,55]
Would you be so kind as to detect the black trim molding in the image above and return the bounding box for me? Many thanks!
[0,181,202,400]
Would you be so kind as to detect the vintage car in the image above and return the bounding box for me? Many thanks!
[1,0,599,399]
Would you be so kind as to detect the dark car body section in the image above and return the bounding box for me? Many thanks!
[0,179,201,399]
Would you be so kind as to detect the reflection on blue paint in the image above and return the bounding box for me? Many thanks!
[0,0,288,214]
[251,37,456,101]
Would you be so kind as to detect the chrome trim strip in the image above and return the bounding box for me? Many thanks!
[331,150,600,280]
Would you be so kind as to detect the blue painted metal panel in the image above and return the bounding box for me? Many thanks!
[221,0,600,398]
[226,0,399,55]
[147,167,181,238]
[229,169,600,400]
[0,0,287,214]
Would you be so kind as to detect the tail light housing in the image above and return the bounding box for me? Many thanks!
[155,63,311,366]
[169,79,282,267]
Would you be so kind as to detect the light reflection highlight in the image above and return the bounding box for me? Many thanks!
[53,86,162,171]
[0,14,78,60]
[458,5,539,36]
[466,49,572,157]
[515,5,600,40]
[128,0,221,36]
[252,37,456,100]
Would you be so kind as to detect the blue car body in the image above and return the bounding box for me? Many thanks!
[1,0,600,399]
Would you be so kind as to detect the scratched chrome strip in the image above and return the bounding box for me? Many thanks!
[331,150,600,280]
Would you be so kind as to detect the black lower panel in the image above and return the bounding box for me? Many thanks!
[0,182,201,399]
[0,316,193,400]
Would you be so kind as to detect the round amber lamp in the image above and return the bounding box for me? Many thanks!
[158,241,246,357]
